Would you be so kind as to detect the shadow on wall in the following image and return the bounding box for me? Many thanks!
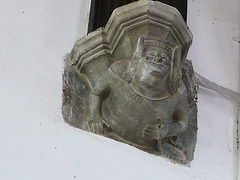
[88,0,187,33]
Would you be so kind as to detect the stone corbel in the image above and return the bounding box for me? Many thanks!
[63,0,197,164]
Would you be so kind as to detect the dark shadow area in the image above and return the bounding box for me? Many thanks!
[160,0,187,22]
[88,0,188,33]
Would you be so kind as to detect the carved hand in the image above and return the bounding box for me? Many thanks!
[142,123,169,140]
[87,117,110,135]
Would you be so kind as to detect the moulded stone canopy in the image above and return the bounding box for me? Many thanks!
[70,0,192,86]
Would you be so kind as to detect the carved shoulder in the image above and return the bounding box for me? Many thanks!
[109,60,132,82]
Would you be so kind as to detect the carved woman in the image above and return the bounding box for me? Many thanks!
[88,36,189,163]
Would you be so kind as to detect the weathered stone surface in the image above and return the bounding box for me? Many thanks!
[62,1,197,164]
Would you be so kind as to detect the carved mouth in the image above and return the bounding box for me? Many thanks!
[144,61,168,73]
[148,61,164,69]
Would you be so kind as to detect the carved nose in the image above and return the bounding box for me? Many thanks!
[155,56,162,62]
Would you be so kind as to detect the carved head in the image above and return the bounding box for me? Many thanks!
[132,35,183,94]
[142,42,172,79]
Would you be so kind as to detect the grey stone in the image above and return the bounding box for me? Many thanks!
[62,1,197,164]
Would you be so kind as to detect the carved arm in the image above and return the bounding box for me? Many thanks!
[142,98,189,140]
[88,71,113,134]
[166,102,188,137]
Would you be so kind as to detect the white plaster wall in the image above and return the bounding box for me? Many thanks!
[187,0,240,179]
[0,0,239,179]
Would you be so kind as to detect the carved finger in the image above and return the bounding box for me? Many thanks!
[95,124,99,134]
[143,133,151,138]
[144,133,155,139]
[90,124,95,133]
[145,125,155,130]
[143,126,155,132]
[102,120,111,128]
[92,124,97,134]
[96,123,101,135]
[143,128,153,133]
[99,122,103,134]
[142,132,148,138]
[158,125,166,130]
[94,124,98,134]
[142,131,153,137]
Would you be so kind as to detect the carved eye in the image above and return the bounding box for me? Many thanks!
[146,51,157,60]
[161,53,167,58]
[146,55,154,61]
[161,53,170,64]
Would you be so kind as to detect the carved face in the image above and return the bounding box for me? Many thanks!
[142,46,172,77]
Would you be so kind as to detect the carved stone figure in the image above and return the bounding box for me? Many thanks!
[88,36,189,162]
[63,0,197,164]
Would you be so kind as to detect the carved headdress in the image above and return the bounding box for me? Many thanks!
[133,35,184,94]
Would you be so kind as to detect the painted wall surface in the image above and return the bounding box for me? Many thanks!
[188,0,240,179]
[0,0,239,179]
